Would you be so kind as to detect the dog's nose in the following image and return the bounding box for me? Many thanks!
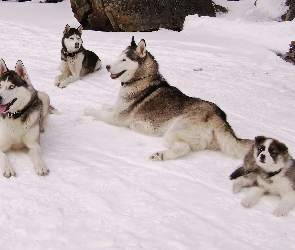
[106,65,110,71]
[260,154,265,162]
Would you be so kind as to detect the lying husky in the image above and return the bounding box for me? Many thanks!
[85,36,253,160]
[230,136,295,216]
[55,24,101,88]
[0,59,56,177]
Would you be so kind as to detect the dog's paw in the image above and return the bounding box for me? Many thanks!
[84,108,101,119]
[35,164,50,176]
[232,182,243,194]
[149,152,164,161]
[273,206,289,217]
[2,167,16,178]
[241,196,256,208]
[57,82,68,89]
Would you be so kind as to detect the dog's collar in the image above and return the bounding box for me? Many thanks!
[267,168,282,178]
[4,93,38,120]
[62,47,83,58]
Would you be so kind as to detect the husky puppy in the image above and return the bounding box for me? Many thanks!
[54,24,101,88]
[230,136,295,216]
[0,59,56,177]
[85,36,253,160]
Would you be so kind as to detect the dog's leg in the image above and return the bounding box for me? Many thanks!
[273,194,295,217]
[0,151,16,178]
[149,140,191,161]
[84,108,120,125]
[101,103,115,111]
[241,186,265,208]
[27,142,49,176]
[232,177,254,194]
[55,61,70,86]
[58,75,80,88]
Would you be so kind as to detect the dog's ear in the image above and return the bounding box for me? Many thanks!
[63,24,71,34]
[136,39,147,58]
[15,60,31,85]
[0,59,8,77]
[255,136,266,145]
[77,25,83,34]
[131,36,136,47]
[273,139,288,154]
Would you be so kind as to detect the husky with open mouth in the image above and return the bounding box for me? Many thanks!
[85,37,253,160]
[230,136,295,216]
[54,24,101,88]
[0,59,57,177]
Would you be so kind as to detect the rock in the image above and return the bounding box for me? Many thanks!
[69,0,218,32]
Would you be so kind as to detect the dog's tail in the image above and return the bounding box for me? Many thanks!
[214,117,254,159]
[49,105,60,115]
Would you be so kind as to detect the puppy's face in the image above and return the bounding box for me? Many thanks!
[254,136,288,172]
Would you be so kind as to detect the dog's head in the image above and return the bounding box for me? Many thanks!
[106,36,156,83]
[62,24,83,53]
[254,136,289,172]
[0,59,35,114]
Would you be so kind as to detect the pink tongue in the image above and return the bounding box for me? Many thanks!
[0,105,7,114]
[110,73,117,79]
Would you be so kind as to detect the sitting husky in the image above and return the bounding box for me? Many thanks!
[54,24,101,88]
[230,136,295,216]
[85,36,253,160]
[0,59,56,177]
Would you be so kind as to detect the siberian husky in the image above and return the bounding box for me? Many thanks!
[0,59,56,177]
[230,136,295,216]
[54,24,101,88]
[85,36,253,160]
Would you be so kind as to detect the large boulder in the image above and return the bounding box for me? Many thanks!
[69,0,217,32]
[282,0,295,21]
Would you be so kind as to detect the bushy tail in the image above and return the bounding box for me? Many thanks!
[214,118,254,159]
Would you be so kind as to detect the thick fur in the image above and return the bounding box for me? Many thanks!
[85,36,253,160]
[0,59,56,177]
[55,24,101,88]
[230,136,295,216]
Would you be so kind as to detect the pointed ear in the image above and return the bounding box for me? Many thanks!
[0,59,8,77]
[15,60,30,84]
[63,24,70,34]
[131,36,136,47]
[77,25,83,34]
[255,136,266,145]
[136,39,147,58]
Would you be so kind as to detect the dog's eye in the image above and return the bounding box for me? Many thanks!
[258,146,265,152]
[269,148,276,155]
[9,85,15,90]
[70,37,74,40]
[122,59,126,61]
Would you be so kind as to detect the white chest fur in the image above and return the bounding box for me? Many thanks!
[258,173,294,196]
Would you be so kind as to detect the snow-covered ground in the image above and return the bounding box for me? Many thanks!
[0,0,294,249]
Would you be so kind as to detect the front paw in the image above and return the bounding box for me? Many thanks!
[149,152,164,161]
[232,182,243,194]
[273,206,289,217]
[35,164,49,176]
[57,81,68,89]
[84,108,101,119]
[2,167,16,178]
[241,196,256,208]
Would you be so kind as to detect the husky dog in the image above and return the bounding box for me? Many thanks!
[230,136,295,216]
[0,59,56,177]
[85,36,253,160]
[54,24,101,88]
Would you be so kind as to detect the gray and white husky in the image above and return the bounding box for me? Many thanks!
[0,59,56,177]
[230,136,295,216]
[54,24,101,88]
[85,36,253,160]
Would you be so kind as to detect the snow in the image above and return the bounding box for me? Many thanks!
[0,0,294,249]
